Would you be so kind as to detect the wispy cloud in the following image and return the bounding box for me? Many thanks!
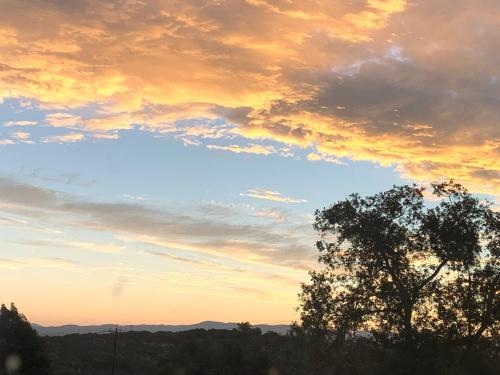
[3,120,37,127]
[207,144,276,155]
[42,133,85,143]
[0,216,63,235]
[181,124,230,139]
[45,113,81,128]
[307,152,345,165]
[92,133,119,140]
[11,239,126,254]
[0,257,78,270]
[200,201,289,223]
[122,194,145,201]
[240,188,307,203]
[11,131,30,140]
[253,207,289,222]
[0,176,315,270]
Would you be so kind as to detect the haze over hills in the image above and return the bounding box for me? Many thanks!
[32,321,291,336]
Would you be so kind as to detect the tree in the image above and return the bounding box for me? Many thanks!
[0,303,51,375]
[299,181,499,346]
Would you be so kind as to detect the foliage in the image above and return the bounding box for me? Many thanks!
[45,326,281,375]
[44,327,499,375]
[0,303,51,375]
[299,181,499,346]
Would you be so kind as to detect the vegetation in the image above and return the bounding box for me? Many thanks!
[43,326,499,375]
[0,303,51,375]
[299,181,498,346]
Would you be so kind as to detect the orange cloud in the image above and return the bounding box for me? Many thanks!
[0,0,498,195]
[0,1,403,110]
[45,113,82,128]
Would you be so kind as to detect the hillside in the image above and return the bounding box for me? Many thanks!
[32,321,290,336]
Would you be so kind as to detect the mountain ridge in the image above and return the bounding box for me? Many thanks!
[32,321,291,336]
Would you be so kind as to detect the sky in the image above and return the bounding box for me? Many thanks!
[0,0,498,326]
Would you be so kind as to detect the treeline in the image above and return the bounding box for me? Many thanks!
[1,304,498,375]
[44,324,498,375]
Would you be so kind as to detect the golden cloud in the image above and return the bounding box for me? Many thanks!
[307,152,344,165]
[0,0,498,194]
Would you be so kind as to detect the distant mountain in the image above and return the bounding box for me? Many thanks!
[32,321,291,336]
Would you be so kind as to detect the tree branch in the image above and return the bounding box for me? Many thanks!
[417,259,448,292]
[381,253,407,299]
[455,273,499,345]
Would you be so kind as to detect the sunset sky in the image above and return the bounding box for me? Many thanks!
[0,0,498,326]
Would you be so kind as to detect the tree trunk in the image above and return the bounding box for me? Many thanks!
[402,305,414,346]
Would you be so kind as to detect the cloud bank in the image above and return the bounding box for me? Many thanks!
[0,0,498,193]
[0,176,315,270]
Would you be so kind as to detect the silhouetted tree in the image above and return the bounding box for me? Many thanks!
[299,181,499,347]
[42,326,500,375]
[236,322,262,335]
[0,303,51,375]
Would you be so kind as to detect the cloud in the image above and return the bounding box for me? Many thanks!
[11,131,30,140]
[0,139,14,145]
[92,132,119,140]
[122,194,145,201]
[11,239,126,254]
[0,0,498,194]
[44,113,81,128]
[200,201,289,223]
[240,188,307,203]
[0,176,315,270]
[180,124,230,139]
[253,207,289,222]
[0,257,78,270]
[3,120,37,127]
[42,132,85,143]
[0,215,63,234]
[207,143,276,155]
[307,152,344,165]
[23,169,93,187]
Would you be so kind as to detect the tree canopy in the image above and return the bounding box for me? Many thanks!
[0,303,51,375]
[299,181,499,346]
[43,325,500,375]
